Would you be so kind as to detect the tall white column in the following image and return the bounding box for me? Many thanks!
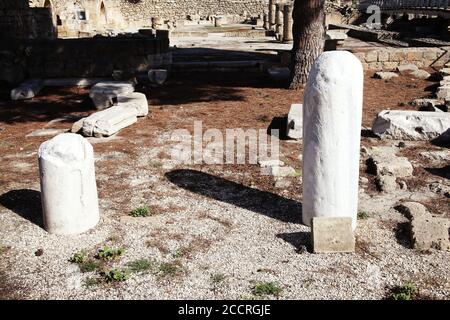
[39,133,100,235]
[302,51,363,230]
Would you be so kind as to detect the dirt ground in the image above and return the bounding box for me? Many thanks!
[0,71,449,300]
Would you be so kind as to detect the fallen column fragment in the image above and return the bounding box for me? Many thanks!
[11,79,44,101]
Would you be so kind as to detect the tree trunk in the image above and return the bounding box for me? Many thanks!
[289,0,326,90]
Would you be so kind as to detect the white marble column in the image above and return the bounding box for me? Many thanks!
[283,3,293,43]
[39,133,100,235]
[302,51,364,230]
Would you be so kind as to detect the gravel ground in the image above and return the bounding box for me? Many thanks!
[0,72,449,300]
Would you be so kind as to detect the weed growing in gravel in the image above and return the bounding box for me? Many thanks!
[103,268,130,282]
[69,249,88,264]
[252,282,282,297]
[97,246,125,261]
[0,244,8,255]
[80,260,101,273]
[159,261,182,277]
[84,277,101,288]
[293,170,302,177]
[211,273,227,285]
[130,206,150,217]
[127,259,155,273]
[172,246,193,259]
[390,282,418,300]
[358,211,370,220]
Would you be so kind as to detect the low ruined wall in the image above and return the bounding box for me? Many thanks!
[118,0,267,23]
[0,35,170,81]
[352,47,450,70]
[0,0,55,40]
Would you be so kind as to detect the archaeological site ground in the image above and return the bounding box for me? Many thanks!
[0,0,449,303]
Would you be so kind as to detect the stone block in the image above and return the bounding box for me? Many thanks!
[117,92,149,117]
[82,105,138,137]
[286,103,302,139]
[396,64,419,74]
[11,79,44,101]
[374,71,398,80]
[89,81,135,110]
[396,202,431,220]
[368,153,413,178]
[372,110,450,141]
[364,51,378,63]
[312,217,355,254]
[411,217,450,251]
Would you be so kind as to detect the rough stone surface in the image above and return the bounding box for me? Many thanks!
[286,103,302,140]
[11,79,44,101]
[368,154,413,178]
[410,69,431,80]
[303,51,363,230]
[38,133,99,235]
[312,217,356,254]
[372,110,450,141]
[89,81,135,110]
[396,64,419,74]
[375,174,398,193]
[411,216,450,251]
[117,92,149,117]
[374,71,398,80]
[396,202,430,220]
[82,106,138,137]
[71,118,85,134]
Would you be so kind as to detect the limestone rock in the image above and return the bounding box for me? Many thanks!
[374,71,398,80]
[397,64,419,74]
[71,118,86,133]
[411,216,450,251]
[82,106,138,137]
[395,202,431,220]
[117,92,149,117]
[286,103,302,140]
[11,79,44,101]
[89,81,135,110]
[312,217,355,254]
[410,69,431,80]
[375,175,398,193]
[368,154,413,178]
[372,110,450,141]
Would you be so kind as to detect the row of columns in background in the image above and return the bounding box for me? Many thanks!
[264,0,293,43]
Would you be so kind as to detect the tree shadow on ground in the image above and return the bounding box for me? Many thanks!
[425,165,450,179]
[0,189,43,228]
[276,232,311,253]
[394,221,412,249]
[0,86,94,124]
[267,116,290,140]
[165,169,301,224]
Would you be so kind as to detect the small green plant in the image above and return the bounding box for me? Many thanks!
[127,259,155,273]
[104,268,130,282]
[69,249,88,264]
[390,282,418,300]
[211,273,227,285]
[80,260,101,273]
[252,282,282,297]
[84,277,101,288]
[130,206,150,217]
[293,170,302,178]
[0,245,8,255]
[97,246,125,261]
[358,211,369,220]
[159,261,182,277]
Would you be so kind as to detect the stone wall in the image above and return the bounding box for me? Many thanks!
[0,34,170,80]
[352,47,450,70]
[118,0,267,24]
[0,0,55,39]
